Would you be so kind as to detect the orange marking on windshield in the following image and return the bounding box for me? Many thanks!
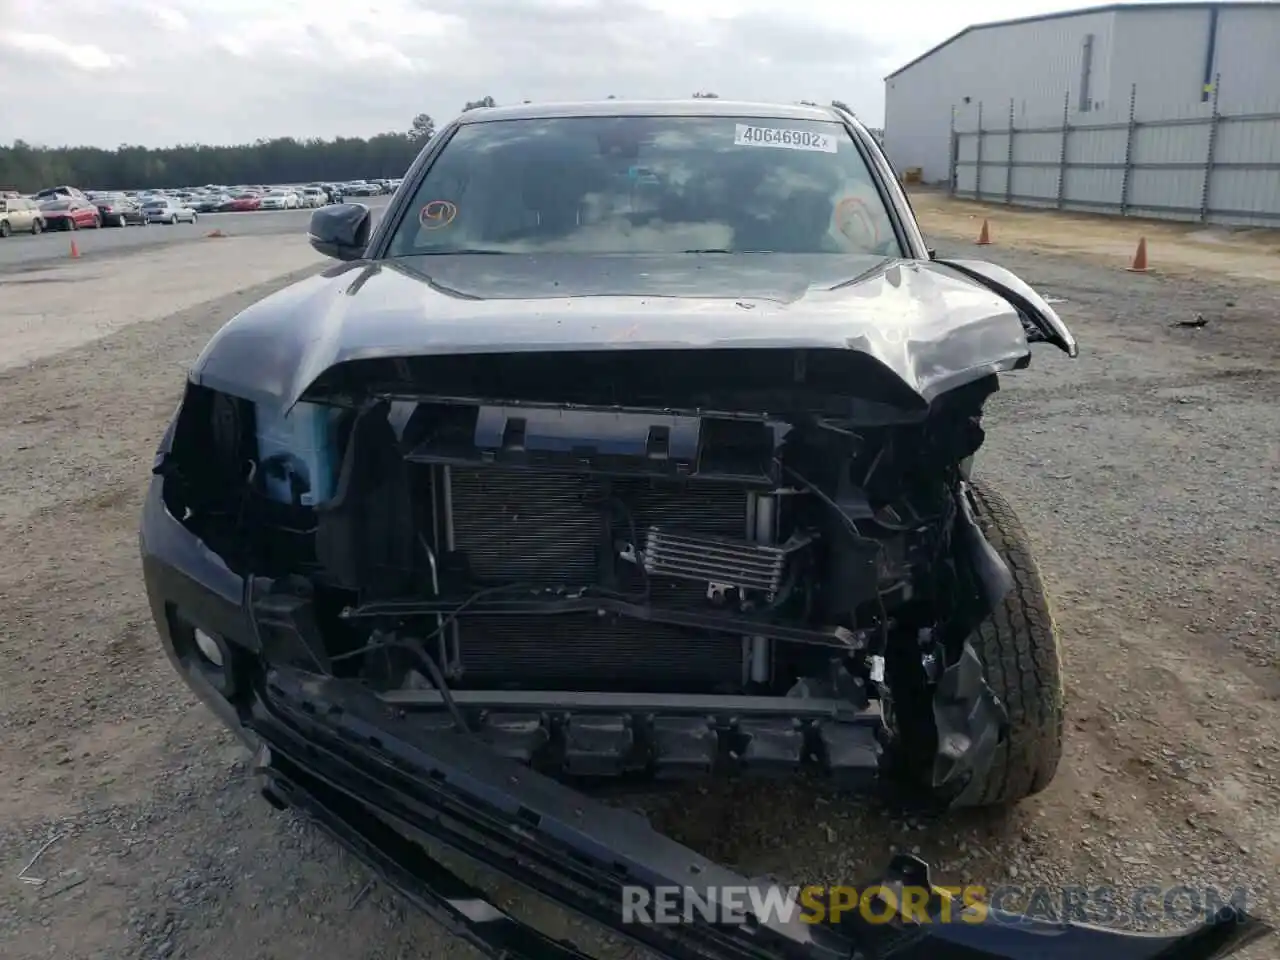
[419,200,458,230]
[834,196,880,244]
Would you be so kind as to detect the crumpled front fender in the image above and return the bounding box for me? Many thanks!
[933,257,1078,358]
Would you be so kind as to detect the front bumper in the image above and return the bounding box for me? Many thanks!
[141,479,1272,960]
[259,670,1275,960]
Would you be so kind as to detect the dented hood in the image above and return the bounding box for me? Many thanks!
[191,252,1033,410]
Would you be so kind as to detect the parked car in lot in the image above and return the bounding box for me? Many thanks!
[143,196,199,224]
[196,193,231,213]
[342,180,381,197]
[300,187,326,208]
[39,197,101,230]
[93,193,147,227]
[0,195,46,236]
[258,189,298,210]
[35,185,88,202]
[223,193,262,212]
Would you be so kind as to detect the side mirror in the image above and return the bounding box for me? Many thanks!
[308,203,371,261]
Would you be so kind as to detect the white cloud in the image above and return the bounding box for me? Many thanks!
[0,31,126,71]
[152,7,190,31]
[0,0,1179,148]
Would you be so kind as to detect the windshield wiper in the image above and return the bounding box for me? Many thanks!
[410,249,511,255]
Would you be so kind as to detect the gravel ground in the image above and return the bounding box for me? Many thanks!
[0,234,324,372]
[0,223,1276,959]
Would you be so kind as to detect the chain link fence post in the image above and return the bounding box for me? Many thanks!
[1119,83,1138,216]
[949,104,958,196]
[1199,73,1221,222]
[1055,90,1070,209]
[1006,98,1015,205]
[974,101,984,200]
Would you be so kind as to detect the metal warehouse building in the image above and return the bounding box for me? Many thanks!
[882,2,1280,223]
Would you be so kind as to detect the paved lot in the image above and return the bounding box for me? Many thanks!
[0,197,392,273]
[0,204,1276,959]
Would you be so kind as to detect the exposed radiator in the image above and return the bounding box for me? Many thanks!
[442,467,752,690]
[446,469,750,584]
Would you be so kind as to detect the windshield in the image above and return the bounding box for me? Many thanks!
[386,115,900,257]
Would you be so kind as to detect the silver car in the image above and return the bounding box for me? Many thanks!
[142,197,199,224]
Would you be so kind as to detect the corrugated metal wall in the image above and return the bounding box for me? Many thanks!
[887,2,1280,222]
[951,75,1280,226]
[885,9,1117,183]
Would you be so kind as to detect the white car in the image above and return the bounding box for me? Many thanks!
[141,197,198,224]
[301,187,326,208]
[258,189,298,210]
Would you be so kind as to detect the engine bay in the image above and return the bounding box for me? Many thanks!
[163,373,999,712]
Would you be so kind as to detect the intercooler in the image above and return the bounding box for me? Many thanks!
[440,467,754,691]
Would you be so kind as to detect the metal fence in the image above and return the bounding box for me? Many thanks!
[948,76,1280,227]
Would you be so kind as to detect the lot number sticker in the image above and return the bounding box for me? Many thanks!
[734,124,837,153]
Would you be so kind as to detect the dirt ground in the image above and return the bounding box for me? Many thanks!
[910,188,1280,284]
[1,205,1277,960]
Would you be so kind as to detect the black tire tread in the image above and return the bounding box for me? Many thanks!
[961,480,1064,806]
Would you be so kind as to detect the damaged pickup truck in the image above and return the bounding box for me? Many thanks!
[141,100,1270,959]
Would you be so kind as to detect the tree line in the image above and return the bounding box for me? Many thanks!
[0,92,826,192]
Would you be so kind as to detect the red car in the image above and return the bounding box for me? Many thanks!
[40,197,101,230]
[223,193,262,212]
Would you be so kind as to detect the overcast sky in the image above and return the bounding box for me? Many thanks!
[1,0,1145,148]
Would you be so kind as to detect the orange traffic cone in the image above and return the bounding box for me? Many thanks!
[69,238,80,259]
[1126,237,1148,272]
[976,219,992,245]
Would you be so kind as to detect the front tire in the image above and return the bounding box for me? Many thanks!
[31,219,42,235]
[954,481,1064,806]
[889,480,1064,810]
[0,220,10,238]
[169,214,178,225]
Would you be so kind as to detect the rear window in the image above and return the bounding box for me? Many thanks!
[387,114,899,257]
